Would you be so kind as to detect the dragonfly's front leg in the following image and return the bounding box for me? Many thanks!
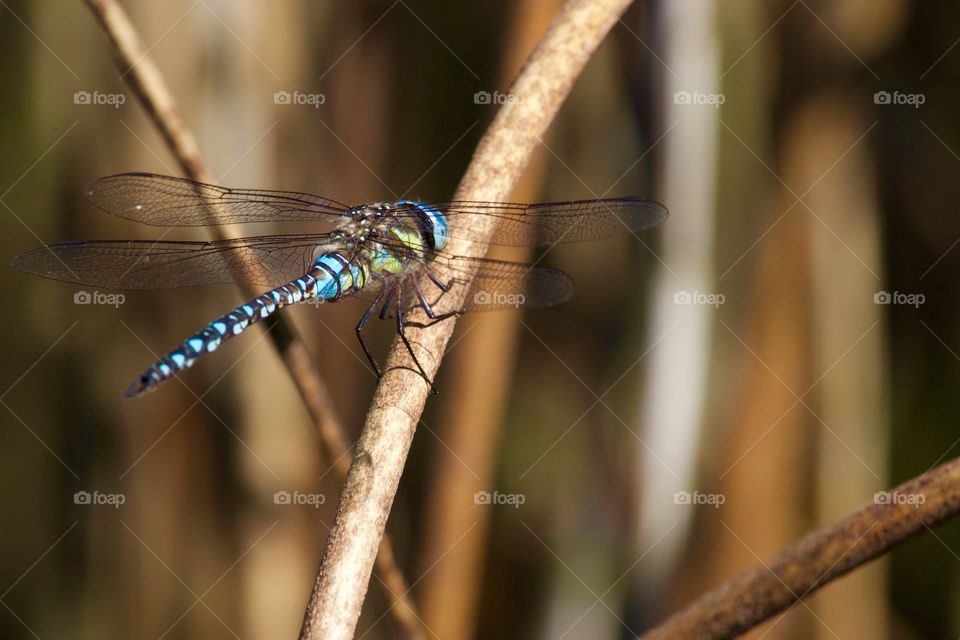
[409,278,464,329]
[423,263,454,293]
[417,263,466,324]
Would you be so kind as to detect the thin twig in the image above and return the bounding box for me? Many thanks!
[638,457,960,640]
[81,1,424,637]
[298,1,636,638]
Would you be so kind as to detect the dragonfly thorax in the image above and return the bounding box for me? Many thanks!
[335,200,448,257]
[338,203,404,246]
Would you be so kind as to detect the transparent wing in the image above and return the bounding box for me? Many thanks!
[10,235,333,289]
[407,197,667,247]
[381,252,571,313]
[444,256,572,311]
[85,173,352,227]
[350,259,571,316]
[85,174,666,248]
[356,236,575,312]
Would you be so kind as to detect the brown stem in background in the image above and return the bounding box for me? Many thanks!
[81,1,424,637]
[637,457,960,640]
[298,1,637,638]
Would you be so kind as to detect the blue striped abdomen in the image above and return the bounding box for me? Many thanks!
[124,251,366,397]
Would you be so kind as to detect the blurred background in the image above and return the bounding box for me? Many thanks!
[2,0,959,638]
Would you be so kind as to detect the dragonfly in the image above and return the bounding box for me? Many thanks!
[12,173,667,398]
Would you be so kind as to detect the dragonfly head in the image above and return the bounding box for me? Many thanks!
[394,200,448,251]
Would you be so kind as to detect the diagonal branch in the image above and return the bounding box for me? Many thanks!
[81,1,424,637]
[298,1,637,638]
[637,456,960,640]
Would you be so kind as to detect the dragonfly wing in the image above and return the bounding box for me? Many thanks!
[86,173,352,226]
[11,235,332,289]
[427,254,573,312]
[415,197,667,247]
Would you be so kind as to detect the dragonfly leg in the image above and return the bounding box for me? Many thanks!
[356,286,388,379]
[409,278,464,329]
[423,263,453,293]
[395,284,439,394]
[419,265,466,320]
[379,287,397,320]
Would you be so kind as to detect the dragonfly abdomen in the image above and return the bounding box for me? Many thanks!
[124,251,367,397]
